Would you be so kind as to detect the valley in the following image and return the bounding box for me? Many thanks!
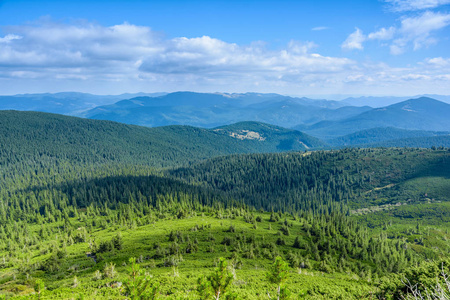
[0,109,449,299]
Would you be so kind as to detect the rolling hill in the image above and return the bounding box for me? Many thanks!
[213,121,325,151]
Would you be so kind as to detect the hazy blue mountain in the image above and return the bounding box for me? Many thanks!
[341,96,412,107]
[0,92,166,115]
[341,94,450,107]
[420,94,450,104]
[297,97,450,138]
[86,91,369,128]
[328,127,449,147]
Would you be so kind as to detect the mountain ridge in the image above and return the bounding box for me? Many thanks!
[85,91,370,128]
[297,97,450,138]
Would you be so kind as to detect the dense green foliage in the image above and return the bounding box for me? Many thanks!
[0,111,324,172]
[169,148,450,210]
[0,111,449,299]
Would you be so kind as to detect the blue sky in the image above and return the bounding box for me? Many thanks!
[0,0,449,96]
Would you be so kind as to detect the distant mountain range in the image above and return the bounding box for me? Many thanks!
[85,92,370,128]
[1,91,449,149]
[0,92,166,115]
[296,97,450,138]
[341,94,450,107]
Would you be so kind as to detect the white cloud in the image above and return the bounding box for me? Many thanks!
[425,56,450,65]
[397,11,450,49]
[0,20,449,95]
[311,26,330,31]
[361,11,450,54]
[0,20,355,84]
[341,28,366,50]
[385,0,450,11]
[368,27,396,40]
[140,37,349,76]
[0,34,22,43]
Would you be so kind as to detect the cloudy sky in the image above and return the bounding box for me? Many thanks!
[0,0,449,96]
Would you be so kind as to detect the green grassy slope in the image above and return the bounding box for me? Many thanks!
[0,209,383,299]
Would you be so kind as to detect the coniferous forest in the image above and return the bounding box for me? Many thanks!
[0,111,450,299]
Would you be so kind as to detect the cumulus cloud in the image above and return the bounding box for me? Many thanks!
[0,20,355,85]
[422,57,450,69]
[397,11,450,50]
[341,28,366,50]
[368,27,396,40]
[0,20,449,95]
[351,11,450,54]
[140,37,350,77]
[2,22,160,67]
[385,0,450,11]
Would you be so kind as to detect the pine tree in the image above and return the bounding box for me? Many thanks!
[267,256,290,300]
[34,278,44,300]
[197,258,235,300]
[123,257,159,300]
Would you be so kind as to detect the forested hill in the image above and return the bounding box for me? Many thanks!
[213,121,325,151]
[0,111,321,169]
[168,148,450,211]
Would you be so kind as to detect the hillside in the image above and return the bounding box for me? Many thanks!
[0,111,322,171]
[86,92,370,128]
[1,145,449,299]
[0,111,449,299]
[297,97,450,138]
[168,148,450,210]
[213,121,326,151]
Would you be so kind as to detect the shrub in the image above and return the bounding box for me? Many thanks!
[103,262,117,279]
